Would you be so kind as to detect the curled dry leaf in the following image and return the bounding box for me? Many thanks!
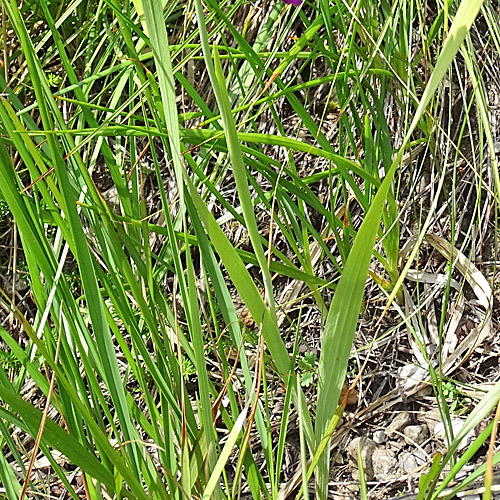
[340,381,359,407]
[424,234,492,374]
[399,233,492,397]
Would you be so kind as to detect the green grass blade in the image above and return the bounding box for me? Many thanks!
[202,406,249,500]
[0,368,115,491]
[384,0,486,309]
[314,1,485,495]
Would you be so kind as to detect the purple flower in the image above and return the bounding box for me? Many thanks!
[282,0,302,5]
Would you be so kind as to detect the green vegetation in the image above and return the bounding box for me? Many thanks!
[0,0,498,498]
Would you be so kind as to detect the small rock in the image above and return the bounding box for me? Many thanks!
[1,275,29,292]
[404,424,429,445]
[347,437,377,459]
[102,185,121,213]
[331,451,344,465]
[373,430,386,444]
[387,411,412,436]
[398,364,429,392]
[434,419,474,451]
[372,448,397,479]
[418,385,434,397]
[419,408,442,433]
[390,440,405,453]
[14,276,29,291]
[348,437,377,481]
[400,449,426,473]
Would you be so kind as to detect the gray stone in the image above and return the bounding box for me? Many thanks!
[331,451,344,465]
[0,274,28,292]
[398,364,429,392]
[387,411,412,436]
[347,436,377,459]
[390,441,405,453]
[400,449,426,473]
[372,448,397,479]
[348,437,377,481]
[403,424,429,445]
[434,418,474,451]
[373,430,386,444]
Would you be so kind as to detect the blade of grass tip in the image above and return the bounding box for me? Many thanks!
[315,1,485,496]
[416,452,442,500]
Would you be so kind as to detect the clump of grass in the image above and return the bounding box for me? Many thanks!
[0,0,498,499]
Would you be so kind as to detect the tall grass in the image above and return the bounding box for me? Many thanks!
[0,0,497,498]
